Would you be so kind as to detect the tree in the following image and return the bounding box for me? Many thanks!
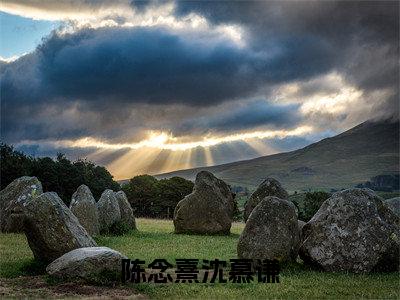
[302,191,330,221]
[122,175,160,217]
[0,143,33,189]
[73,159,120,200]
[0,143,120,205]
[122,175,194,218]
[157,177,194,218]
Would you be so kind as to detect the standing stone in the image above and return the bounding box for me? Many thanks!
[70,185,100,236]
[22,192,97,263]
[244,178,289,222]
[0,176,43,232]
[174,171,235,235]
[114,191,136,230]
[97,189,121,233]
[385,197,400,217]
[238,196,300,262]
[299,188,400,273]
[46,247,127,280]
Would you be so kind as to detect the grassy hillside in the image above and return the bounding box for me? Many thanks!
[156,119,399,192]
[0,219,398,299]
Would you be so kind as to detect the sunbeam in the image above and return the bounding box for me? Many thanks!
[19,126,314,153]
[244,138,277,156]
[203,147,214,166]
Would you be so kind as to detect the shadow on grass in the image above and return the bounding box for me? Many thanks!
[19,259,47,276]
[95,230,171,243]
[1,259,47,278]
[172,231,241,238]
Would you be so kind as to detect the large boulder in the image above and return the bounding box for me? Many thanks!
[21,192,97,263]
[174,171,235,235]
[97,189,121,233]
[238,196,300,262]
[46,247,127,279]
[385,197,400,217]
[114,191,136,230]
[0,176,43,232]
[299,188,400,273]
[244,178,288,222]
[70,185,100,236]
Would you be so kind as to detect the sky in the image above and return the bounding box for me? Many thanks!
[0,0,399,180]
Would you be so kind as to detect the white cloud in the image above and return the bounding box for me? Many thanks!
[270,71,394,131]
[1,0,246,47]
[0,0,135,21]
[0,53,26,62]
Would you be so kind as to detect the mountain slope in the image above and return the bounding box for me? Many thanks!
[155,119,399,192]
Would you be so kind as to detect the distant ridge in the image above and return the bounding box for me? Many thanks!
[153,119,399,191]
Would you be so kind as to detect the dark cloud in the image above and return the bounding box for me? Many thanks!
[174,1,398,45]
[175,0,399,117]
[1,24,334,142]
[1,25,336,106]
[1,0,398,149]
[176,101,301,135]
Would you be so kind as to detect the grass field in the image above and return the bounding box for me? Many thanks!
[0,218,399,299]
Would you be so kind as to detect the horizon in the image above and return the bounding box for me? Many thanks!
[1,1,398,180]
[5,117,396,182]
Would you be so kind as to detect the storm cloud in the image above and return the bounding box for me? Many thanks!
[1,22,336,142]
[1,24,337,105]
[176,101,301,135]
[175,0,399,115]
[0,0,398,174]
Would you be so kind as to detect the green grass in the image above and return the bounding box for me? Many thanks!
[0,218,399,299]
[96,219,244,263]
[0,233,38,278]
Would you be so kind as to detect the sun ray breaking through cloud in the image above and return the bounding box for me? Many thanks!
[20,126,313,152]
[2,1,397,180]
[13,126,313,179]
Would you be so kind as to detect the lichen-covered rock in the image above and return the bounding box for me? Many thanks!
[0,176,43,232]
[97,189,121,233]
[46,247,127,279]
[244,178,288,222]
[298,220,306,241]
[238,196,300,262]
[174,171,235,235]
[22,192,97,263]
[299,188,400,273]
[70,185,100,236]
[385,197,400,217]
[115,191,136,230]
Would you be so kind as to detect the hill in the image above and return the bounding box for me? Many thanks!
[154,119,399,192]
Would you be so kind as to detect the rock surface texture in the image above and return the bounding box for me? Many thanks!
[238,196,300,262]
[174,171,235,235]
[298,220,306,241]
[97,189,121,233]
[299,188,400,273]
[115,191,136,230]
[23,192,97,263]
[0,176,43,233]
[46,247,127,279]
[244,178,288,222]
[70,185,100,236]
[385,197,400,217]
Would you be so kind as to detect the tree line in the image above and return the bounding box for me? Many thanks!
[0,143,120,205]
[0,143,195,218]
[121,175,194,218]
[1,143,330,221]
